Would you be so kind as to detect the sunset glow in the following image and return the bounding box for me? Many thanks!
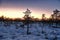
[0,7,51,19]
[0,0,60,19]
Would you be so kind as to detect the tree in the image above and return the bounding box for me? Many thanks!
[53,9,60,27]
[42,14,45,20]
[41,14,46,33]
[23,8,31,35]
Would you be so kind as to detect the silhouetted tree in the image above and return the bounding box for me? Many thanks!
[53,9,60,27]
[50,14,54,27]
[23,8,31,35]
[41,14,45,33]
[42,14,45,20]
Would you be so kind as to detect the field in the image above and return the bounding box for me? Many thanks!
[0,21,60,40]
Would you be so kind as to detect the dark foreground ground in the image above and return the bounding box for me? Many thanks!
[0,21,60,40]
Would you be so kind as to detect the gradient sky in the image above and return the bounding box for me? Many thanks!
[0,0,60,18]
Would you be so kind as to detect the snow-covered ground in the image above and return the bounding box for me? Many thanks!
[0,21,60,40]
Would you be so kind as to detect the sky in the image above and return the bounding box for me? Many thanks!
[0,0,60,19]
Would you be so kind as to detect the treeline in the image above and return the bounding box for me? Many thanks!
[0,9,60,22]
[0,15,60,22]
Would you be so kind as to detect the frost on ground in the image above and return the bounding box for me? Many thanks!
[0,21,60,40]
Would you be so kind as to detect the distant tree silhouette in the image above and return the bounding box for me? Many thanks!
[51,14,54,20]
[53,9,60,27]
[41,14,46,33]
[42,14,45,20]
[0,16,4,21]
[50,14,54,27]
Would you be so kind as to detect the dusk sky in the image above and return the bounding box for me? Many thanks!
[0,0,60,18]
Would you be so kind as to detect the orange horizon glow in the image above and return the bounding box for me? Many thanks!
[0,7,51,19]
